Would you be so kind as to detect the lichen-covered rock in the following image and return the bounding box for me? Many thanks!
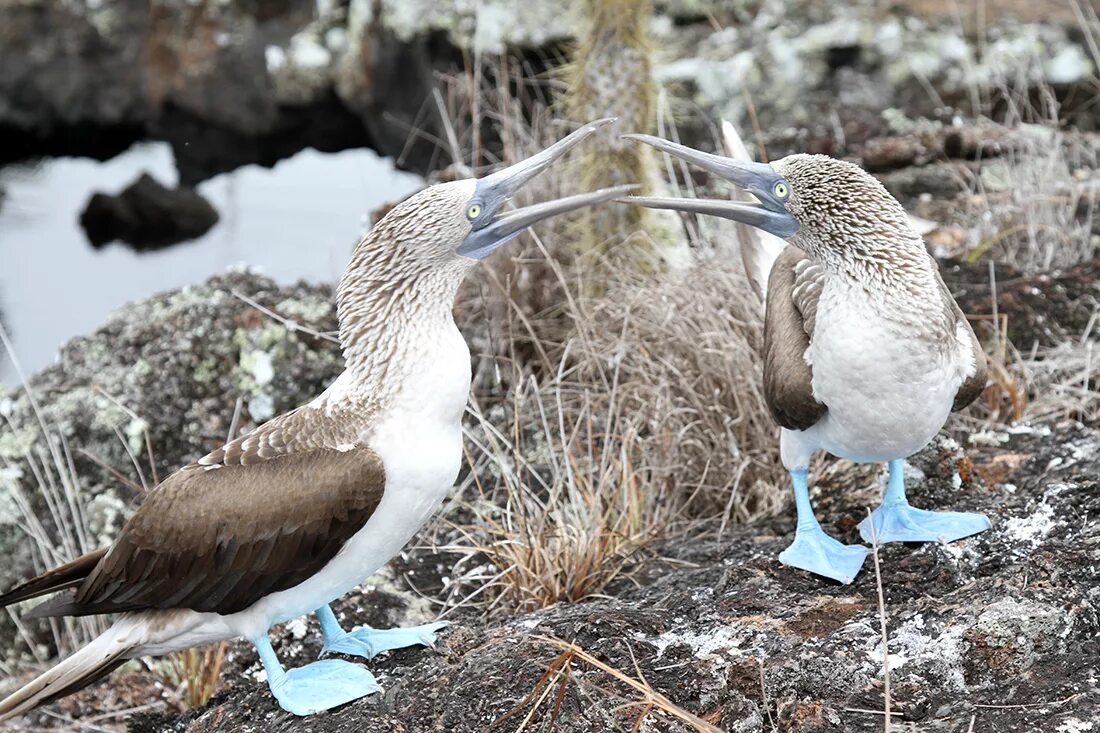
[0,271,342,660]
[123,421,1099,733]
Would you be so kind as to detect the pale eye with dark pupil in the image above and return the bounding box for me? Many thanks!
[774,182,789,198]
[467,204,482,220]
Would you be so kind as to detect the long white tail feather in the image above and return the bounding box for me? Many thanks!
[0,618,145,722]
[721,119,788,304]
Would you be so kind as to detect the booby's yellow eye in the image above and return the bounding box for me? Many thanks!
[774,182,789,198]
[467,203,482,220]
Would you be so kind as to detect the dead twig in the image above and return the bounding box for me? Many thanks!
[534,635,726,733]
[866,508,891,732]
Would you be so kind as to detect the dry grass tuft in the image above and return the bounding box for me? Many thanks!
[430,59,784,615]
[448,240,786,611]
[951,72,1099,428]
[1017,333,1100,424]
[452,379,660,615]
[164,643,227,711]
[446,231,784,615]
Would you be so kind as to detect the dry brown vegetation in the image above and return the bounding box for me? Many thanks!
[427,55,788,616]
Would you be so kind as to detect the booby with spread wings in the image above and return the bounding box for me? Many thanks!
[621,133,990,583]
[0,118,629,718]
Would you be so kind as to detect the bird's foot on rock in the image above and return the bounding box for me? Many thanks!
[269,659,381,716]
[859,504,991,544]
[779,526,869,584]
[322,621,449,659]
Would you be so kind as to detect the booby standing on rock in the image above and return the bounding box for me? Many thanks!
[620,134,990,583]
[0,119,630,719]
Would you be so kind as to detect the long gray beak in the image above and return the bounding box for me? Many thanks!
[621,195,789,234]
[619,133,799,238]
[459,185,637,260]
[457,118,626,259]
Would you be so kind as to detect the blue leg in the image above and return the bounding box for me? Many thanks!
[252,633,380,716]
[859,459,991,544]
[316,605,448,660]
[778,469,869,584]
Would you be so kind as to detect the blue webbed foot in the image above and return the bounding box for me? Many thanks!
[779,526,869,584]
[859,504,991,544]
[322,621,450,659]
[268,658,381,716]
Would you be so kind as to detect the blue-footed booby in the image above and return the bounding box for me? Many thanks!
[620,133,990,584]
[0,118,629,719]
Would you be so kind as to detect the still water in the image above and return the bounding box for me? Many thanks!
[0,143,423,383]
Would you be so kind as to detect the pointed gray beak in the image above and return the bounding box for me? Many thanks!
[460,185,637,260]
[457,118,624,259]
[619,133,800,239]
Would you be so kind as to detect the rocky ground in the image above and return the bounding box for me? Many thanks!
[13,422,1086,733]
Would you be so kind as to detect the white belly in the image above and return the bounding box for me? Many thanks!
[210,326,471,641]
[782,288,964,468]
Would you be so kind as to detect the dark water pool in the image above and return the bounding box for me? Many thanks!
[0,143,422,384]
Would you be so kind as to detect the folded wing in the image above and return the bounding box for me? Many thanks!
[3,411,385,619]
[763,246,827,431]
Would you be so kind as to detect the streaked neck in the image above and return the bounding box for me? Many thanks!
[334,243,470,406]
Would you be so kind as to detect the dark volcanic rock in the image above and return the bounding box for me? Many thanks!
[0,0,553,178]
[944,256,1100,349]
[115,425,1100,733]
[79,173,219,248]
[877,160,977,201]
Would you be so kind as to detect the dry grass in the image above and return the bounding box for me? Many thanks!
[0,325,107,661]
[423,58,784,616]
[1017,332,1100,424]
[163,643,227,711]
[865,509,891,733]
[963,80,1098,274]
[445,238,785,614]
[451,380,661,615]
[947,64,1100,427]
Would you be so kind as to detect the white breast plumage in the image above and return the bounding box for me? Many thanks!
[802,280,962,463]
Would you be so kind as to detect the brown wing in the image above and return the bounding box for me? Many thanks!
[937,271,988,411]
[30,446,384,618]
[763,246,827,431]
